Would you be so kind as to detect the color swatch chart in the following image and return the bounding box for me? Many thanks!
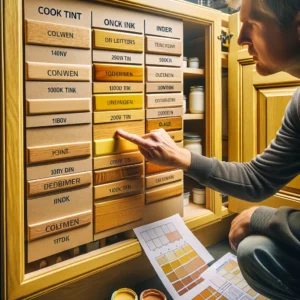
[134,214,214,300]
[201,253,269,300]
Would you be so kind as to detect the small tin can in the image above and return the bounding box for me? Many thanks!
[140,289,167,300]
[111,288,138,300]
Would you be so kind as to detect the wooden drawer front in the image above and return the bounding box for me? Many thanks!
[94,94,143,111]
[27,124,91,147]
[94,110,144,124]
[93,50,143,65]
[27,187,92,223]
[26,98,91,115]
[94,138,138,156]
[26,62,91,81]
[146,82,183,93]
[92,5,144,34]
[146,54,182,67]
[28,210,92,241]
[146,170,183,188]
[27,171,92,196]
[146,107,183,119]
[26,82,92,99]
[94,152,143,170]
[93,82,144,94]
[146,181,183,204]
[27,142,91,164]
[93,120,144,140]
[94,64,143,82]
[27,157,92,181]
[26,45,91,64]
[146,162,176,175]
[93,30,143,53]
[146,93,183,108]
[94,164,143,185]
[146,36,182,56]
[167,130,183,142]
[94,177,144,200]
[146,67,182,82]
[26,112,92,128]
[28,224,93,263]
[25,20,91,49]
[146,117,182,132]
[94,194,144,233]
[145,16,183,39]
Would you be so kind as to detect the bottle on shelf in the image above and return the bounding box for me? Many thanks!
[189,85,205,113]
[183,132,202,155]
[188,57,200,68]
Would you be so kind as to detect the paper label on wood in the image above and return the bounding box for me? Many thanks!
[94,178,144,199]
[25,19,91,49]
[92,4,144,33]
[146,82,183,93]
[146,107,183,119]
[26,62,91,81]
[145,15,183,39]
[93,50,143,65]
[93,152,143,170]
[27,142,91,164]
[146,54,182,67]
[28,210,92,241]
[93,82,143,94]
[146,170,183,188]
[146,93,183,108]
[94,94,143,111]
[94,64,143,82]
[94,138,138,156]
[26,45,91,64]
[26,112,92,128]
[146,66,182,82]
[146,117,182,132]
[25,0,91,27]
[27,157,92,180]
[93,30,143,53]
[93,120,144,140]
[26,82,92,99]
[146,36,182,55]
[27,171,92,196]
[94,110,144,124]
[27,187,92,223]
[27,224,93,262]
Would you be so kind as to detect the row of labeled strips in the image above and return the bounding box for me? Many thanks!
[24,16,93,263]
[91,21,145,235]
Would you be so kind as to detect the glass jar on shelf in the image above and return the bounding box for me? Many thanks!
[182,56,188,68]
[183,94,187,114]
[184,132,202,155]
[189,85,204,113]
[188,57,199,68]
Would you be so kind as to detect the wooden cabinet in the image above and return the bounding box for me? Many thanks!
[0,1,240,299]
[228,13,300,213]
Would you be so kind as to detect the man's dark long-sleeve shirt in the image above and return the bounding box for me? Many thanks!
[186,88,300,251]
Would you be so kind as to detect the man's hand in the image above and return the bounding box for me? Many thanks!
[229,206,259,251]
[116,128,192,171]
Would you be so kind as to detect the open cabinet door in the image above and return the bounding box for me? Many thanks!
[227,13,300,213]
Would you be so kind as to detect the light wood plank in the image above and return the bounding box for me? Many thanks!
[28,211,92,241]
[94,110,144,124]
[146,93,183,108]
[146,117,182,132]
[146,82,183,93]
[93,50,143,65]
[146,66,182,82]
[146,54,182,67]
[146,169,183,188]
[93,82,144,94]
[94,138,138,156]
[146,36,182,55]
[146,106,183,119]
[146,181,182,204]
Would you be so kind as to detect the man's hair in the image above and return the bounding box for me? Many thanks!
[228,0,300,29]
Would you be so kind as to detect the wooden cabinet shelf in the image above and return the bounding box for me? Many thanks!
[183,67,205,79]
[183,113,204,120]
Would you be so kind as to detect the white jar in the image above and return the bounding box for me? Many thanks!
[183,95,187,114]
[183,189,190,206]
[192,188,205,205]
[189,85,204,114]
[182,56,188,68]
[184,132,202,155]
[188,57,199,68]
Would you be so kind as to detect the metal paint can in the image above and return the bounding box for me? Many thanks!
[111,288,138,300]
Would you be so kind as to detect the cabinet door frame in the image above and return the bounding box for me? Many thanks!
[1,0,223,298]
[228,13,300,213]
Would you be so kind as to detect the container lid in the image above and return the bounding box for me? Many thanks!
[184,132,202,140]
[111,288,138,300]
[140,289,167,300]
[190,85,204,91]
[193,187,205,193]
[188,57,199,61]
